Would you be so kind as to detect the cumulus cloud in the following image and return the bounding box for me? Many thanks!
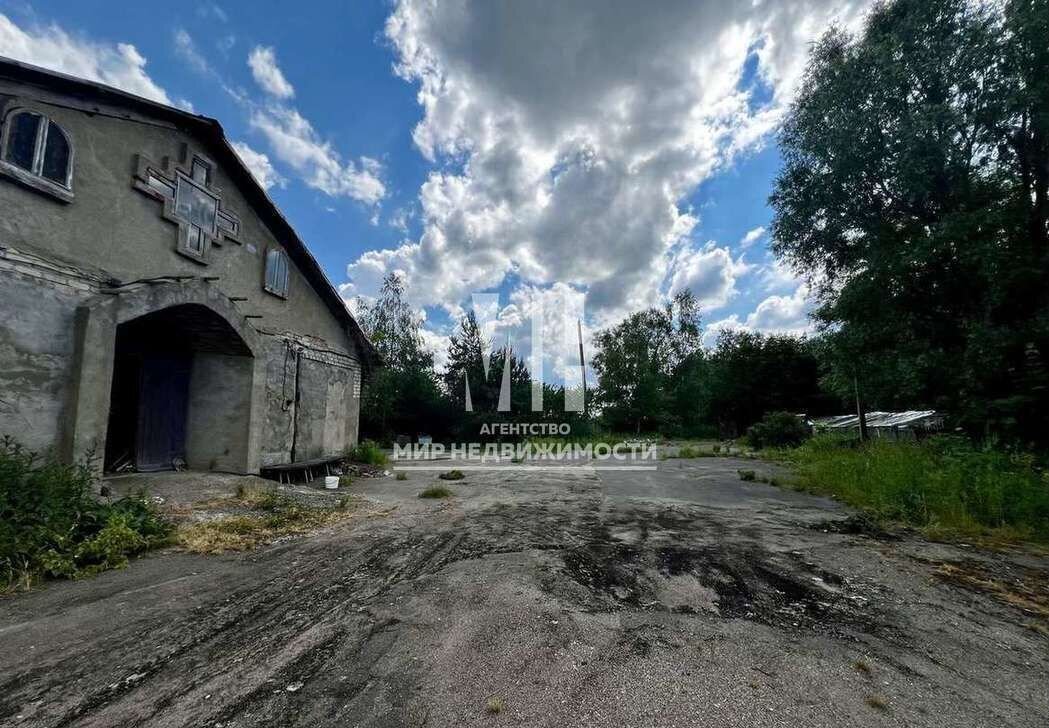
[248,45,295,99]
[739,226,766,249]
[418,327,452,373]
[703,285,815,346]
[758,256,806,293]
[250,105,385,203]
[231,141,284,190]
[668,243,751,310]
[345,0,870,330]
[0,13,170,104]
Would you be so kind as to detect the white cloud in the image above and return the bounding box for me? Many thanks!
[173,28,210,76]
[248,45,295,99]
[388,206,413,233]
[0,13,170,104]
[739,226,766,249]
[703,285,814,346]
[345,0,871,330]
[231,141,284,190]
[758,256,805,292]
[746,288,812,333]
[668,243,751,311]
[418,327,451,373]
[250,105,385,203]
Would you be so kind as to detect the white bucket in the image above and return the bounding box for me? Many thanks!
[324,475,340,490]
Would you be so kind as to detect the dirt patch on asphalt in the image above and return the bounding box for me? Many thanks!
[933,559,1049,622]
[808,513,903,541]
[553,540,879,636]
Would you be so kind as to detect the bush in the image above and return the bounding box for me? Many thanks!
[0,437,172,590]
[738,469,757,482]
[782,436,1049,542]
[346,440,388,467]
[419,485,453,499]
[745,412,811,450]
[439,469,465,481]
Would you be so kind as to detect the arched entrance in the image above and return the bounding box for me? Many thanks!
[66,279,264,475]
[103,303,254,472]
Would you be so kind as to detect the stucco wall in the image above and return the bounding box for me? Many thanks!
[0,79,365,471]
[185,353,254,472]
[0,267,91,455]
[257,335,362,467]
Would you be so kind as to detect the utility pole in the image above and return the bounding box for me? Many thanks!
[853,374,869,442]
[577,318,587,415]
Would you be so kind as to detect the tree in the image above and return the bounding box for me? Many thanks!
[357,274,450,441]
[699,330,837,437]
[591,291,702,434]
[442,312,534,438]
[443,311,488,412]
[771,0,1049,445]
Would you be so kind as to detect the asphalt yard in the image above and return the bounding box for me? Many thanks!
[1,456,1047,727]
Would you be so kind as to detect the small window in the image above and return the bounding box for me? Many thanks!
[264,248,290,298]
[191,156,211,185]
[1,110,73,190]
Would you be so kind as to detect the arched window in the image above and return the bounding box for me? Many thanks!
[1,109,73,192]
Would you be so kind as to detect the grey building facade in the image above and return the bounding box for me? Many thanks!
[0,59,378,475]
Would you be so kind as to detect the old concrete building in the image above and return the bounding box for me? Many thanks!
[0,58,378,475]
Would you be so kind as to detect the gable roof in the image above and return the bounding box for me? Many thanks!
[0,55,380,371]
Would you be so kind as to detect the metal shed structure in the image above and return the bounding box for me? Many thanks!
[809,411,945,440]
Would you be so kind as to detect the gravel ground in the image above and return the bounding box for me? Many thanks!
[1,457,1047,727]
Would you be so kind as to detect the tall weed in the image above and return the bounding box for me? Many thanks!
[0,437,171,590]
[779,435,1049,542]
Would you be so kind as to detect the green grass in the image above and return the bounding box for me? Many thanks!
[345,440,389,467]
[670,445,716,459]
[772,435,1049,543]
[419,485,453,499]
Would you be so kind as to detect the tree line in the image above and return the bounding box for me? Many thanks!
[359,0,1049,449]
[357,276,841,443]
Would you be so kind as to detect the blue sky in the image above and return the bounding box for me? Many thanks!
[0,0,871,377]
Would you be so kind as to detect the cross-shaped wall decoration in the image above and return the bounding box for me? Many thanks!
[132,143,241,264]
